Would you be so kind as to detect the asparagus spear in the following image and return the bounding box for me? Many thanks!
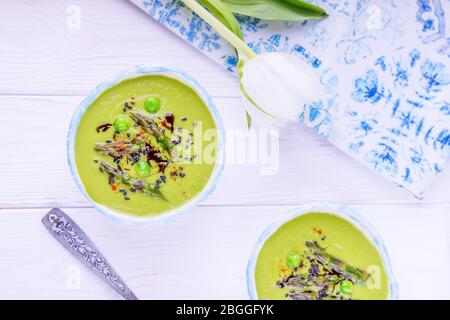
[99,162,166,200]
[306,241,370,284]
[95,139,141,158]
[129,112,174,151]
[129,112,163,136]
[276,241,372,300]
[289,291,316,300]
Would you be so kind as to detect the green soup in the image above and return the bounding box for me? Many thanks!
[255,213,389,300]
[75,75,218,217]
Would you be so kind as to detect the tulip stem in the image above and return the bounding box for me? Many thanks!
[181,0,257,59]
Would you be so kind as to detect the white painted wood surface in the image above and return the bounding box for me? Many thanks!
[0,0,449,300]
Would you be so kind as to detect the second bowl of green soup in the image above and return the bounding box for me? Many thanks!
[247,203,399,300]
[68,66,225,224]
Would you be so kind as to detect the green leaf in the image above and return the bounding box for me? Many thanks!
[193,1,254,128]
[197,0,244,39]
[221,0,327,21]
[245,111,252,129]
[182,0,256,58]
[158,137,172,151]
[147,186,167,201]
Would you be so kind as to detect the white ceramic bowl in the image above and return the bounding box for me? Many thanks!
[67,66,225,225]
[247,203,399,299]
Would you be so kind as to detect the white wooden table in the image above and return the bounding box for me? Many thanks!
[0,0,449,300]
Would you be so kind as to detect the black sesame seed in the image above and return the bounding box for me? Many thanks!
[179,172,185,178]
[181,117,187,121]
[93,159,99,163]
[106,139,112,143]
[124,197,130,201]
[129,153,140,164]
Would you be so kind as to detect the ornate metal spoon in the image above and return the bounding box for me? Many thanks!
[42,208,138,300]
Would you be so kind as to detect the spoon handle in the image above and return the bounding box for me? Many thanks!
[42,208,138,300]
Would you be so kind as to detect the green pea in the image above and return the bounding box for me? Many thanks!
[286,252,301,269]
[114,115,130,132]
[340,280,353,295]
[145,96,161,113]
[134,160,151,177]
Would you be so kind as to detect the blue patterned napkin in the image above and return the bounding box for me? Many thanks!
[130,0,449,198]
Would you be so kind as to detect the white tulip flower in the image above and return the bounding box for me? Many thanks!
[182,0,324,128]
[239,52,323,127]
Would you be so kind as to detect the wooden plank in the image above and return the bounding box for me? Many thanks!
[0,205,448,299]
[0,0,240,97]
[1,95,448,208]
